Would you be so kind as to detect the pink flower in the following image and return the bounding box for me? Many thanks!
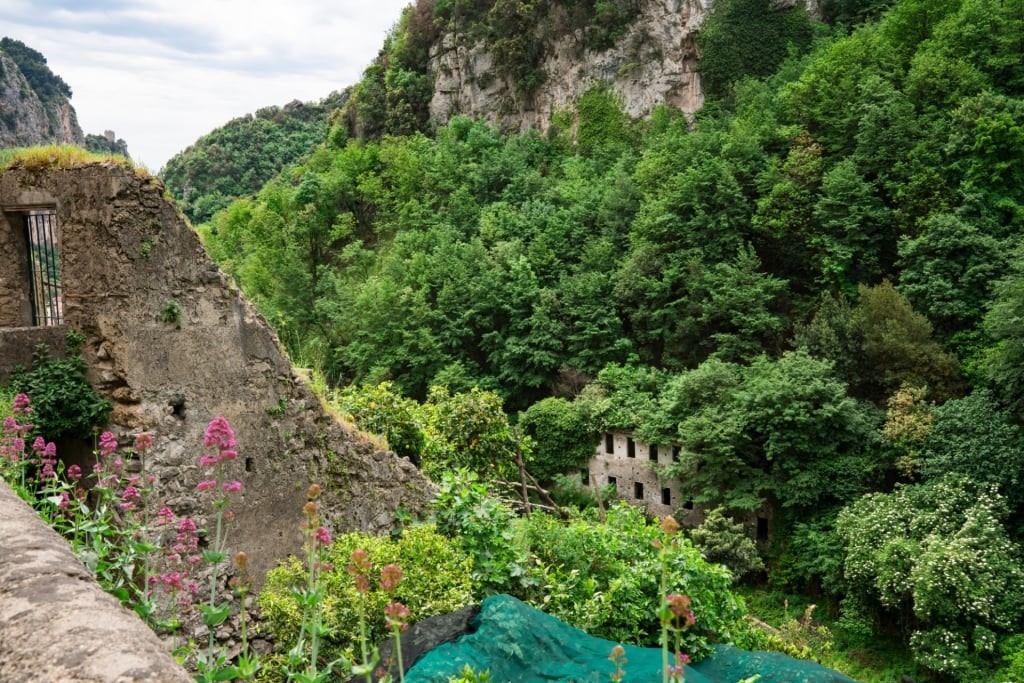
[666,594,692,619]
[199,454,219,467]
[13,393,32,413]
[203,417,236,450]
[196,480,217,491]
[58,492,70,510]
[222,480,242,494]
[380,564,403,593]
[67,464,82,481]
[2,416,16,433]
[384,601,412,631]
[219,449,238,461]
[98,432,118,458]
[43,441,56,458]
[133,432,153,452]
[122,486,142,502]
[32,436,45,453]
[314,525,332,546]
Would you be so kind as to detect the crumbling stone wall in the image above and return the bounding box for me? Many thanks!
[0,160,434,586]
[0,479,192,682]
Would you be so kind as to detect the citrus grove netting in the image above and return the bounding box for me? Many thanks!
[406,595,859,683]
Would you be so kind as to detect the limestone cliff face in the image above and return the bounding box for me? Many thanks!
[428,0,821,133]
[429,0,710,133]
[0,51,84,148]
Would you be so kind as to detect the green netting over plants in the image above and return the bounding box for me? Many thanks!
[406,595,860,683]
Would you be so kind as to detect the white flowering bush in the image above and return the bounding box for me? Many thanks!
[836,475,1024,678]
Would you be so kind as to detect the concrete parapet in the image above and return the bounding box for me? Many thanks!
[0,479,192,682]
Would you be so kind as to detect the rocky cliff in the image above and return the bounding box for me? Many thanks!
[0,48,84,148]
[427,0,821,134]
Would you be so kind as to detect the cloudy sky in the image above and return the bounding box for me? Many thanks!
[1,0,412,171]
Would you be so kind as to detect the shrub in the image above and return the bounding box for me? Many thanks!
[9,342,111,439]
[258,524,474,667]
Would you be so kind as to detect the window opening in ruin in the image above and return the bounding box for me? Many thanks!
[608,475,617,489]
[23,209,63,326]
[634,481,644,499]
[580,468,589,485]
[757,516,769,541]
[672,445,680,461]
[604,433,614,454]
[245,457,254,473]
[661,487,671,505]
[683,499,694,510]
[649,444,658,462]
[626,437,635,458]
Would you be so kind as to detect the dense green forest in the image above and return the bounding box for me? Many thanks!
[161,93,347,224]
[181,0,1024,679]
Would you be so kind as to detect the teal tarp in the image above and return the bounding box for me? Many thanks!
[407,595,859,683]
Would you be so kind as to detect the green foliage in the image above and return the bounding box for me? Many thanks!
[430,469,530,594]
[8,344,111,439]
[258,524,474,669]
[162,95,344,223]
[517,502,749,656]
[689,507,765,583]
[659,351,881,512]
[698,0,816,102]
[918,389,1024,509]
[421,386,520,480]
[332,382,425,462]
[517,397,597,482]
[83,132,130,158]
[159,299,182,325]
[796,282,963,404]
[836,476,1024,678]
[0,37,72,103]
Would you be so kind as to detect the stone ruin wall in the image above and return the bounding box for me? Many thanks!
[0,160,435,588]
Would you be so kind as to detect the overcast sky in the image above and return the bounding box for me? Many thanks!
[1,0,412,171]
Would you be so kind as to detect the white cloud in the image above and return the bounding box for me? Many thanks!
[2,0,411,170]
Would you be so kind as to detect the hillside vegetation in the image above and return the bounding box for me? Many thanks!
[187,0,1024,679]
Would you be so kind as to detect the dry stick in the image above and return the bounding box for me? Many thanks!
[512,434,532,515]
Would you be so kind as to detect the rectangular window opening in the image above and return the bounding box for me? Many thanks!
[604,433,614,454]
[580,468,589,485]
[608,476,617,490]
[661,487,671,505]
[633,481,644,499]
[24,210,63,326]
[626,437,636,458]
[649,444,658,462]
[757,516,769,542]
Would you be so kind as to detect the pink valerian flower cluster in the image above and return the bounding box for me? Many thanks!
[665,593,696,627]
[152,507,201,608]
[196,417,242,498]
[384,601,412,632]
[666,651,692,679]
[1,395,34,464]
[347,548,373,595]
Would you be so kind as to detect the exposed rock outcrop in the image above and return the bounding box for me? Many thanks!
[429,0,711,134]
[0,51,84,148]
[427,0,821,134]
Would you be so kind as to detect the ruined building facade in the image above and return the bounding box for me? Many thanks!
[0,159,433,585]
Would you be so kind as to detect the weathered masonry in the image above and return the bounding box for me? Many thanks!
[0,159,434,586]
[586,431,772,540]
[586,430,697,523]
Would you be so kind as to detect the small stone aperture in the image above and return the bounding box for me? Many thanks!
[170,395,186,420]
